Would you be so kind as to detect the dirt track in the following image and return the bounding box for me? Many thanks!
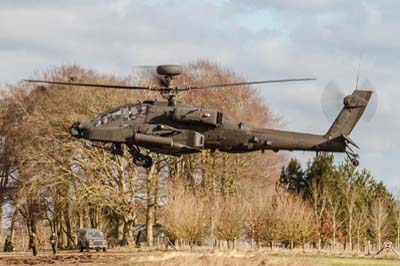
[0,249,305,266]
[0,249,288,266]
[0,249,205,266]
[0,250,141,266]
[2,249,397,266]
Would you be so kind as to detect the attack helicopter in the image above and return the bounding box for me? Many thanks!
[25,65,372,168]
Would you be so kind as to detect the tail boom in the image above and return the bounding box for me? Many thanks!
[250,129,346,153]
[249,89,371,166]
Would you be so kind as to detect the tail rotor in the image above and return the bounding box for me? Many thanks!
[321,79,378,123]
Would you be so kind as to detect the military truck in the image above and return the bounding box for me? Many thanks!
[78,228,107,252]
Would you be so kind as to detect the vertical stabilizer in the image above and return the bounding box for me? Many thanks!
[326,90,372,138]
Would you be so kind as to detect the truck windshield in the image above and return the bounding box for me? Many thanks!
[87,231,103,238]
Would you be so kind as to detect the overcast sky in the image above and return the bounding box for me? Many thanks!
[0,0,399,189]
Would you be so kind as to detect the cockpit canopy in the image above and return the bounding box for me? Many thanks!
[93,103,146,127]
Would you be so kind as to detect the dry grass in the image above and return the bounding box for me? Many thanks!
[131,251,314,266]
[0,250,313,266]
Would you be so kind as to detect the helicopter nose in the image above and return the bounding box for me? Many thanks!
[70,121,91,139]
[70,122,83,138]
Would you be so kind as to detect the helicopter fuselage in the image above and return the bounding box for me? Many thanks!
[71,100,346,157]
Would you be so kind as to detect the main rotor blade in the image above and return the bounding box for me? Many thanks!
[187,78,316,90]
[133,65,165,85]
[24,79,152,90]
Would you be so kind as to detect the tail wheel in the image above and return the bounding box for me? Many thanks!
[351,158,360,167]
[128,144,153,168]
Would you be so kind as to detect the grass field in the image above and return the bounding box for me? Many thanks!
[132,252,400,266]
[273,254,399,266]
[0,249,398,266]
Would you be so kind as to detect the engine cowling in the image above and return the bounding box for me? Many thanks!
[172,107,223,126]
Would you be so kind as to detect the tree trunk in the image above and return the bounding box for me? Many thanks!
[64,204,73,248]
[378,203,381,248]
[84,208,90,228]
[9,208,18,241]
[0,199,3,241]
[378,230,381,249]
[397,224,400,250]
[78,210,83,229]
[122,219,134,246]
[90,208,95,228]
[154,170,160,225]
[127,220,134,246]
[59,212,66,248]
[332,216,336,252]
[349,215,353,252]
[118,218,124,246]
[95,206,101,229]
[367,240,371,255]
[146,164,155,246]
[357,227,360,254]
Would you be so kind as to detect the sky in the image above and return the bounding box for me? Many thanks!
[0,0,399,190]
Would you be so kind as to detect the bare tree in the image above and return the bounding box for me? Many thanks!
[338,160,359,252]
[215,195,247,249]
[162,182,209,248]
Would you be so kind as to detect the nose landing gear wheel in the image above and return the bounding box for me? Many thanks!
[133,154,153,168]
[127,144,153,168]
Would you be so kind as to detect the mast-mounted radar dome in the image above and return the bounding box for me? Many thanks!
[156,65,183,77]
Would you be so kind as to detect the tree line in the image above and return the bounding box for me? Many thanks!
[280,155,399,252]
[0,60,396,253]
[0,61,282,249]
